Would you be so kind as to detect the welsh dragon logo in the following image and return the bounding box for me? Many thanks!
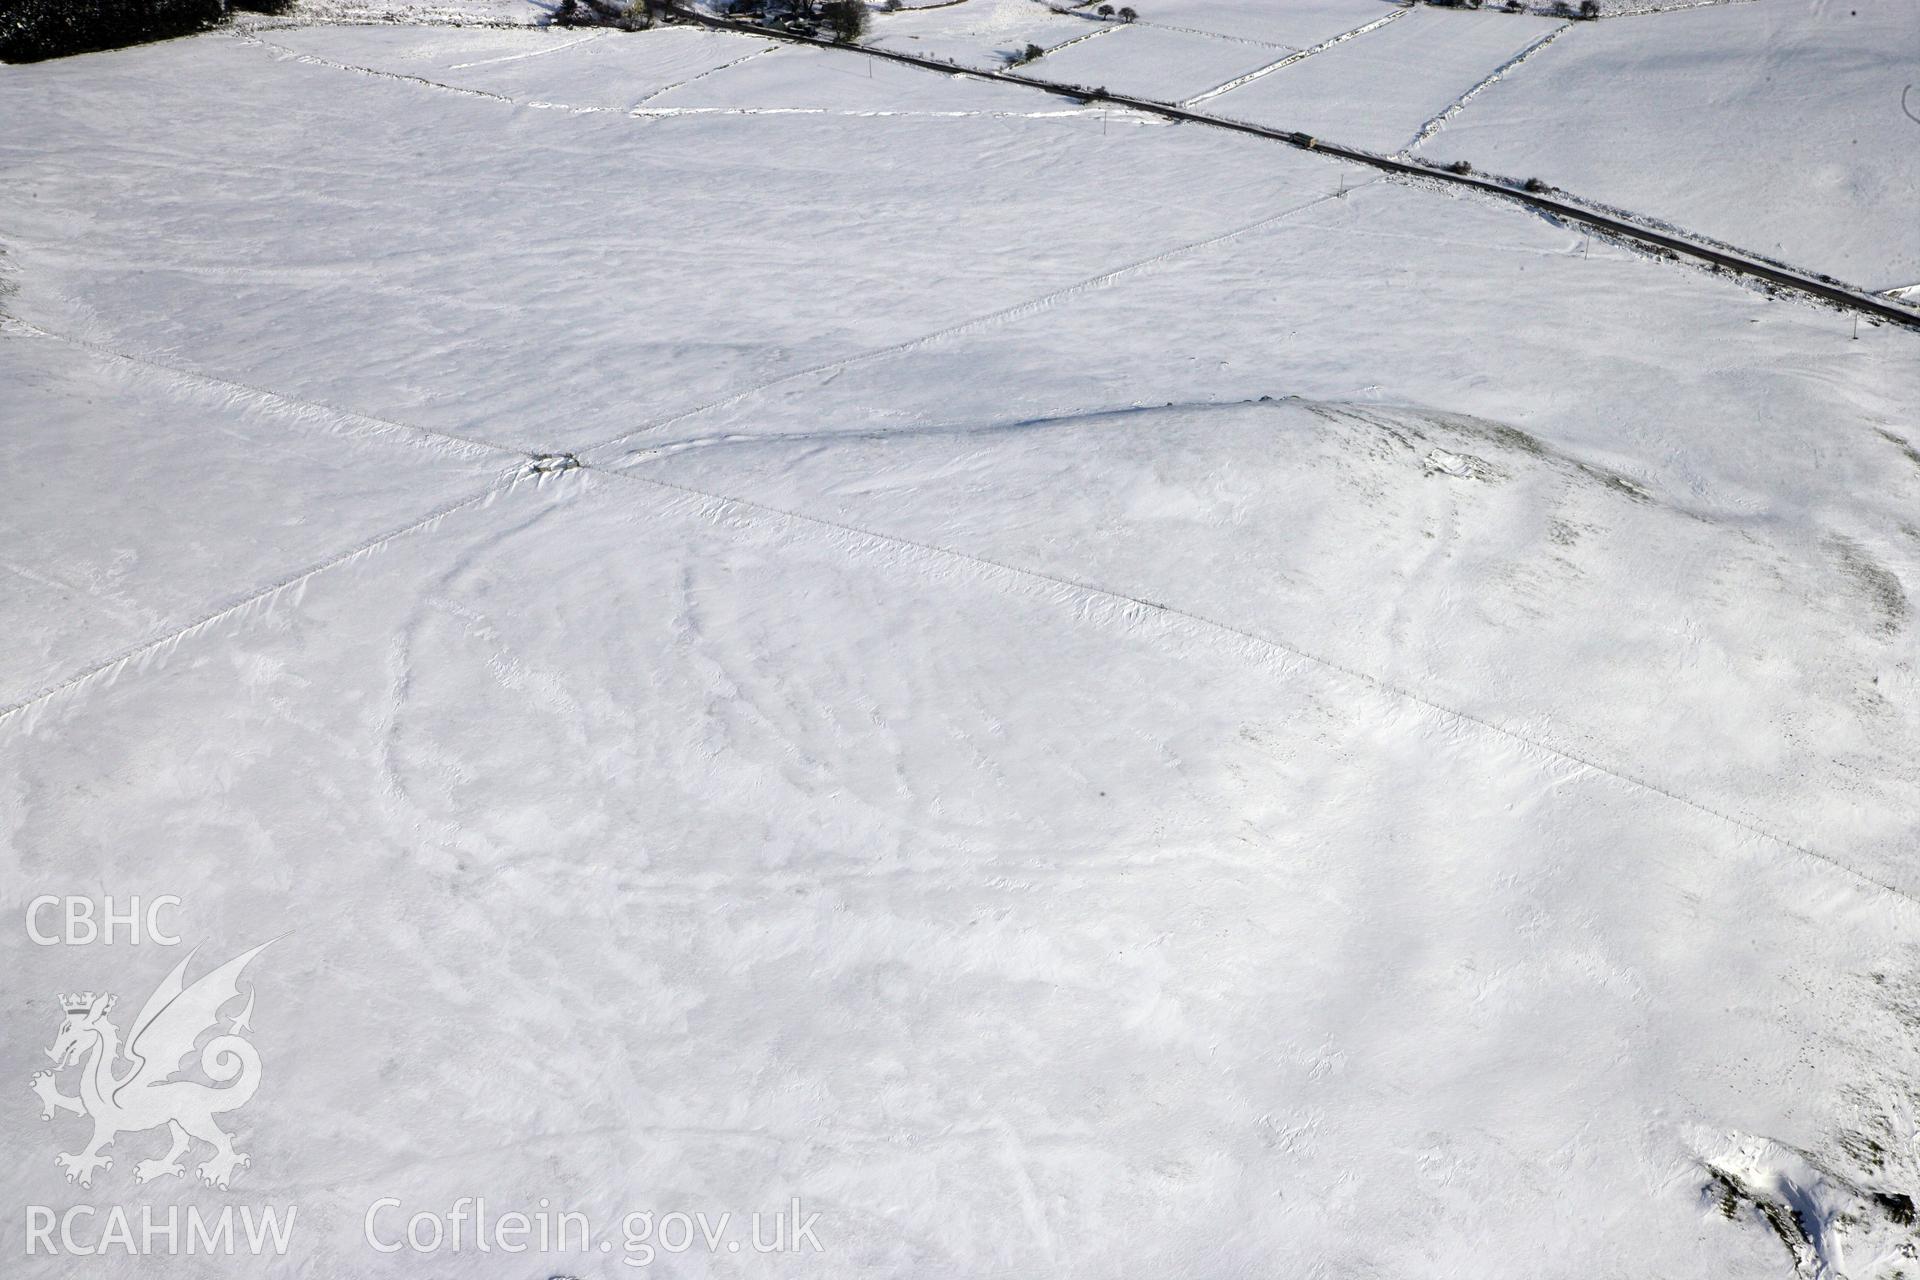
[30,940,274,1190]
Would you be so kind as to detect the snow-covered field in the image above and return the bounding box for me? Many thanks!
[4,2,1919,1276]
[865,0,1091,68]
[258,23,781,109]
[1415,0,1920,288]
[1121,0,1384,48]
[1202,6,1567,153]
[1023,24,1275,101]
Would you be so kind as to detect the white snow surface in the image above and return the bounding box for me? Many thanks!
[1203,6,1566,154]
[1122,0,1386,48]
[1415,0,1920,288]
[865,0,1092,68]
[3,6,1919,1279]
[1023,24,1276,101]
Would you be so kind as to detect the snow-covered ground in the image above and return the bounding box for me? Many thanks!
[3,4,1918,1278]
[865,0,1091,67]
[257,23,779,109]
[1116,0,1384,48]
[1018,22,1278,98]
[1201,6,1567,153]
[1414,0,1920,288]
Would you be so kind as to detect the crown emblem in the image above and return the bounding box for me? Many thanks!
[61,992,112,1015]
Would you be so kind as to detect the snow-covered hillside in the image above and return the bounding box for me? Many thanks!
[3,3,1917,1277]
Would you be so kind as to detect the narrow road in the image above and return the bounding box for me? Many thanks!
[670,5,1920,333]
